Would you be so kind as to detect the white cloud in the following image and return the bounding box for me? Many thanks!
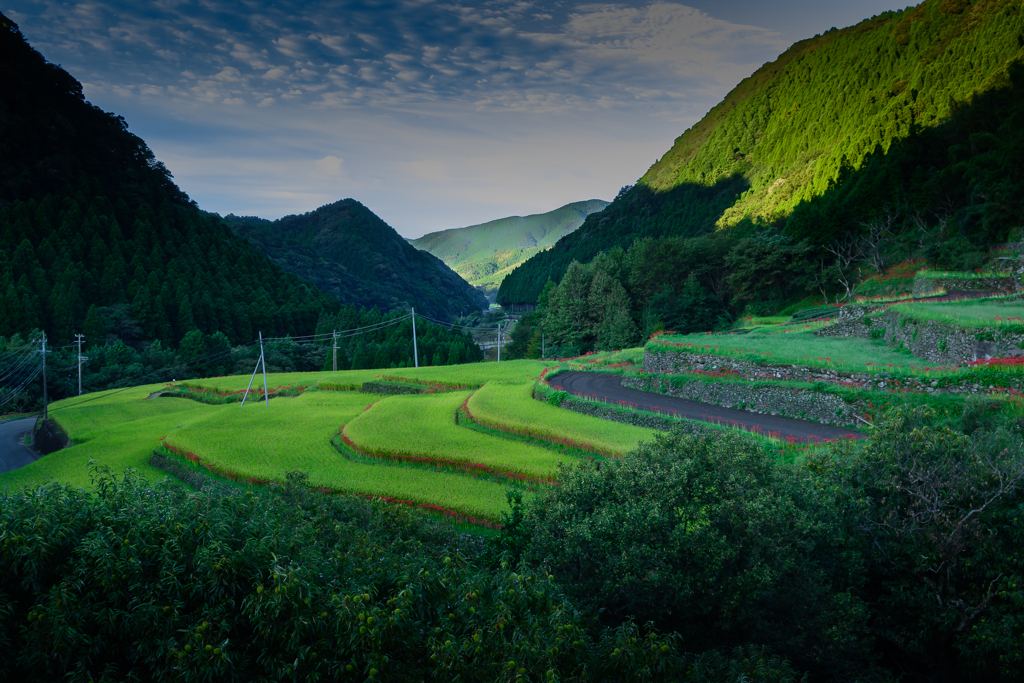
[313,155,345,176]
[5,0,799,233]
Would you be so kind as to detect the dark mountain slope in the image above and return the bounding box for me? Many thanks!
[226,200,488,322]
[0,15,185,206]
[499,0,1024,304]
[0,13,336,345]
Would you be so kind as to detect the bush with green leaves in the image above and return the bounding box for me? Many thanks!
[821,407,1024,682]
[509,427,868,678]
[0,467,804,683]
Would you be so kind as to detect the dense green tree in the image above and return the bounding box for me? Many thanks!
[511,427,868,677]
[0,469,807,682]
[822,407,1024,682]
[225,200,487,323]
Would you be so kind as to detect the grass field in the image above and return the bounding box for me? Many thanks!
[0,362,608,522]
[467,381,657,455]
[178,359,555,393]
[344,391,578,480]
[649,331,930,374]
[884,296,1024,328]
[166,391,510,520]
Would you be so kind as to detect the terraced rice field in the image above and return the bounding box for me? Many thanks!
[2,362,657,523]
[182,359,555,393]
[649,330,931,374]
[167,391,509,520]
[467,381,657,455]
[0,384,218,490]
[886,296,1024,328]
[344,391,579,481]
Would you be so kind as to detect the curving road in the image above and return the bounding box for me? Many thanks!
[551,371,862,443]
[0,417,38,474]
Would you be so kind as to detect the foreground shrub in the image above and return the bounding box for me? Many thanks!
[512,428,868,677]
[823,408,1024,682]
[0,468,803,682]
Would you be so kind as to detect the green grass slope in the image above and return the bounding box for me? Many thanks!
[226,200,488,322]
[410,200,608,298]
[499,0,1024,304]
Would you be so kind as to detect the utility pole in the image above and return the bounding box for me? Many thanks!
[40,334,48,420]
[542,333,545,359]
[411,308,419,369]
[259,331,269,407]
[497,320,507,362]
[75,333,87,395]
[332,329,338,372]
[240,348,263,407]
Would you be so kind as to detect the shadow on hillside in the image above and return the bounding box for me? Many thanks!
[500,60,1024,305]
[783,61,1024,252]
[497,173,751,304]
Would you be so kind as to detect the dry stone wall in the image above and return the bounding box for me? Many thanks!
[622,373,866,429]
[643,346,1023,396]
[814,310,1024,364]
[912,276,1022,297]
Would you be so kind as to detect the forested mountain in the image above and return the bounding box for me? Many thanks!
[225,201,488,322]
[0,12,336,346]
[499,0,1024,314]
[410,200,608,300]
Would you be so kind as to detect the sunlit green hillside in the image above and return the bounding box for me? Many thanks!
[411,200,608,299]
[499,0,1024,305]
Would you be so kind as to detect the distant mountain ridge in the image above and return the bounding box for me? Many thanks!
[226,200,488,321]
[411,200,608,300]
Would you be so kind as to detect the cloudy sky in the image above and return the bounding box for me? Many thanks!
[7,0,906,237]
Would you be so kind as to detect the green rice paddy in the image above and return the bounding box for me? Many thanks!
[884,296,1024,328]
[2,361,652,522]
[649,330,929,374]
[467,381,657,455]
[344,391,578,480]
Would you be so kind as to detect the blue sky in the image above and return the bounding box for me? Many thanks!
[7,0,908,237]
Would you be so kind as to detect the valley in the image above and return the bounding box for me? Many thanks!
[3,1,1024,680]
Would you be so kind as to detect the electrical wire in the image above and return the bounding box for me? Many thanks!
[0,350,44,389]
[0,361,43,407]
[264,314,412,343]
[0,346,40,384]
[0,338,40,362]
[24,309,476,416]
[414,311,499,330]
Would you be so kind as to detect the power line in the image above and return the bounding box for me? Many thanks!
[43,341,258,418]
[14,308,464,415]
[0,345,40,384]
[0,349,44,393]
[0,361,43,408]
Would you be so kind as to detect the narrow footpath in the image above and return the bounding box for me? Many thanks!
[551,371,862,443]
[0,417,38,474]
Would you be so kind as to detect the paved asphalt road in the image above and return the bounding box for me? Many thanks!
[0,417,38,474]
[550,371,863,443]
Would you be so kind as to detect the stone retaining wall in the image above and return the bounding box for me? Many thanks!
[814,310,1024,364]
[912,276,1021,298]
[643,348,938,391]
[555,395,684,432]
[644,346,1024,394]
[622,375,866,429]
